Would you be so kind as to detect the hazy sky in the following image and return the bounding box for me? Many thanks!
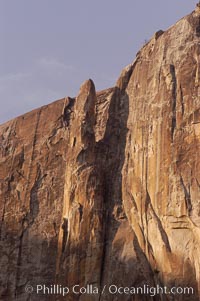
[0,0,197,124]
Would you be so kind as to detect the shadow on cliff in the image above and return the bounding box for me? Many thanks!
[94,86,200,301]
[91,87,161,301]
[93,87,160,301]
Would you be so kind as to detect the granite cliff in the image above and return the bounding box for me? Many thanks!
[0,6,200,301]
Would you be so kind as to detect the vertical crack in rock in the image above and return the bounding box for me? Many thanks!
[29,164,46,220]
[23,108,42,205]
[180,176,192,215]
[15,228,25,298]
[170,64,177,141]
[61,217,68,253]
[180,84,185,116]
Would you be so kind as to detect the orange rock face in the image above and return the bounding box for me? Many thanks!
[0,8,200,301]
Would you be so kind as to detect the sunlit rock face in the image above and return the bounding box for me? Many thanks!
[0,7,200,301]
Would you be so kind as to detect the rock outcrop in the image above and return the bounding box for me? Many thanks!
[0,6,200,301]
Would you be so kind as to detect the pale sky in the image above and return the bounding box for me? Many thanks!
[0,0,197,124]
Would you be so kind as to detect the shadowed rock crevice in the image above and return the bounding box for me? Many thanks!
[180,176,192,215]
[170,64,177,141]
[96,87,130,293]
[62,97,75,127]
